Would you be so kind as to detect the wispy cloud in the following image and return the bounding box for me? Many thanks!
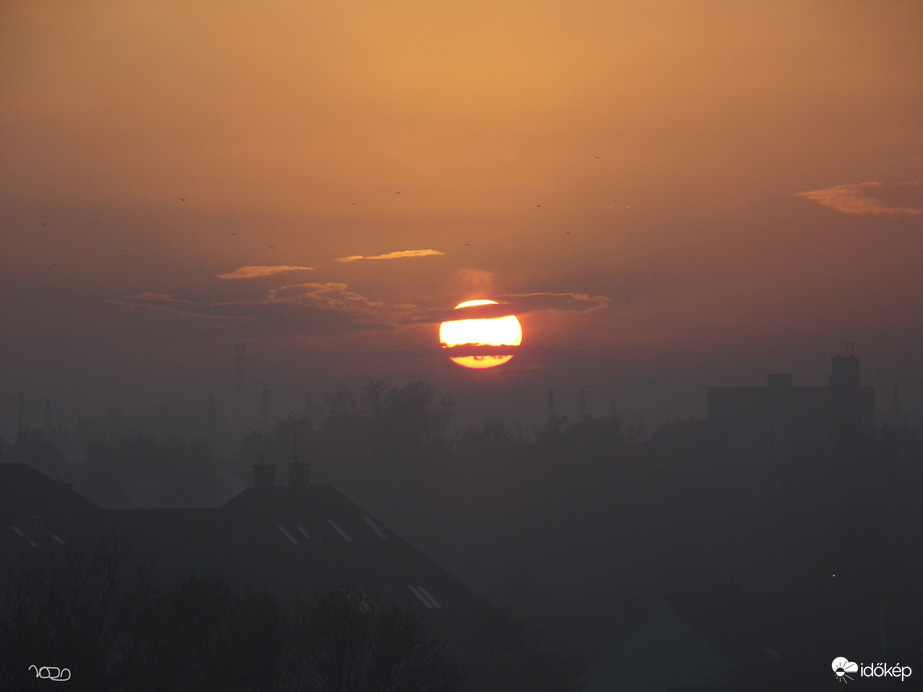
[498,292,610,314]
[117,293,251,323]
[795,182,923,216]
[336,249,444,263]
[113,282,401,340]
[417,292,609,323]
[217,265,314,280]
[267,282,387,312]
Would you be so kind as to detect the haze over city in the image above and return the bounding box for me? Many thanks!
[2,3,923,689]
[2,0,922,436]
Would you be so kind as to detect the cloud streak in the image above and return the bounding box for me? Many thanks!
[498,292,610,314]
[114,282,401,341]
[795,182,923,216]
[417,292,609,323]
[336,249,444,263]
[217,265,314,280]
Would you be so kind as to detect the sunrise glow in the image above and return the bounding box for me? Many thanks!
[439,300,523,370]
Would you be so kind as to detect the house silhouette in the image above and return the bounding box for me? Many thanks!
[585,592,849,691]
[0,461,537,689]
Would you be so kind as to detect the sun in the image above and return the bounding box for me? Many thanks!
[439,299,523,369]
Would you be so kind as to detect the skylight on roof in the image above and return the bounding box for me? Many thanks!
[416,585,443,608]
[326,519,352,542]
[409,585,443,609]
[277,524,300,545]
[409,585,434,608]
[363,516,388,540]
[296,524,322,542]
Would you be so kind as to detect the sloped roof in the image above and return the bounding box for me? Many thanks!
[586,591,846,691]
[0,463,491,628]
[0,462,100,517]
[109,483,485,615]
[0,463,102,557]
[664,592,845,668]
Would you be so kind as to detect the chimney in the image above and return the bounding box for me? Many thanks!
[252,462,275,489]
[288,462,311,490]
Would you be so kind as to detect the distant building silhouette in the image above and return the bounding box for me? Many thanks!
[707,353,875,455]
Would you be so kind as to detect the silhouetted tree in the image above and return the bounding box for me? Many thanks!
[0,534,137,691]
[118,574,288,692]
[289,587,461,692]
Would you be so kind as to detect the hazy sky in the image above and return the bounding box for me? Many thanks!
[2,0,922,431]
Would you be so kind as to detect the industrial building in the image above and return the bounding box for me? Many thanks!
[707,352,875,455]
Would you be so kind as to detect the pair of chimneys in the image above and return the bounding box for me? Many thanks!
[252,461,310,490]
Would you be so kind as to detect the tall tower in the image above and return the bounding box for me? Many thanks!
[16,392,25,436]
[207,392,216,445]
[233,344,245,390]
[233,343,245,423]
[261,389,271,430]
[304,391,313,423]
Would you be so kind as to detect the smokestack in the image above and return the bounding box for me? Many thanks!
[207,393,216,444]
[233,343,245,422]
[304,391,313,422]
[234,344,245,388]
[16,392,25,436]
[261,389,271,429]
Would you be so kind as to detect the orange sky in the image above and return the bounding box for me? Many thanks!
[2,0,922,429]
